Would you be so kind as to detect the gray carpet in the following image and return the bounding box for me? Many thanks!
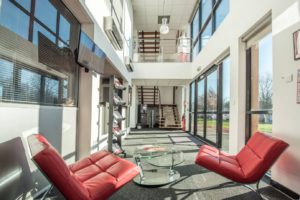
[109,130,292,200]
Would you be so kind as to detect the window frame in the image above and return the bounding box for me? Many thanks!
[0,56,68,106]
[245,48,273,142]
[190,0,228,60]
[190,56,230,149]
[0,0,80,107]
[7,0,73,47]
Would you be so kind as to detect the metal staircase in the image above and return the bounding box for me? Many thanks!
[138,31,160,62]
[137,86,160,105]
[137,86,181,130]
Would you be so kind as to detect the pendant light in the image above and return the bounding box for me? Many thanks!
[160,0,169,34]
[160,18,169,34]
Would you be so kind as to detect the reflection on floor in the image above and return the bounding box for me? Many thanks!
[109,130,292,200]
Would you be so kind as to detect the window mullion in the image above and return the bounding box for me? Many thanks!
[204,77,207,139]
[28,0,35,42]
[56,11,60,45]
[217,64,223,148]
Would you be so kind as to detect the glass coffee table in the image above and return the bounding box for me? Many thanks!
[133,145,184,186]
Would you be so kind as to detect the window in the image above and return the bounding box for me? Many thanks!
[44,77,59,104]
[201,0,213,27]
[221,57,230,151]
[191,10,200,60]
[191,0,229,60]
[33,22,56,45]
[192,10,200,42]
[0,0,30,40]
[0,57,76,105]
[190,56,230,150]
[206,70,218,143]
[0,0,80,106]
[246,33,273,140]
[14,0,31,11]
[0,59,14,101]
[201,19,212,49]
[18,68,41,102]
[59,15,71,44]
[0,0,74,48]
[215,0,229,28]
[35,0,57,32]
[197,79,205,137]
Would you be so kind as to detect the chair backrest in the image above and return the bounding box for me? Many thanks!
[0,137,33,199]
[27,134,90,200]
[236,132,288,182]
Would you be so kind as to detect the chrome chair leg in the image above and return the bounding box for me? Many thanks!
[243,180,267,200]
[40,185,53,200]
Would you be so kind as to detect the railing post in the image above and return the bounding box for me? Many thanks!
[141,86,144,105]
[154,86,156,106]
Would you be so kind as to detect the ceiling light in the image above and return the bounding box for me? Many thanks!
[160,18,169,34]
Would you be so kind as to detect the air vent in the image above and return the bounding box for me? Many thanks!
[124,56,133,72]
[104,16,123,50]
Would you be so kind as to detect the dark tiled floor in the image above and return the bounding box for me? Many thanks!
[110,130,292,200]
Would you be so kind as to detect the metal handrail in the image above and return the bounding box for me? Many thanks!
[136,38,192,41]
[134,37,192,63]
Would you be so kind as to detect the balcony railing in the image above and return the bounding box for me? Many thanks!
[133,38,192,63]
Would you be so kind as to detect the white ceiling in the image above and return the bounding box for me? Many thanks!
[133,79,190,86]
[132,0,197,33]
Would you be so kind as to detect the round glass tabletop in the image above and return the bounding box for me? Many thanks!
[133,144,184,186]
[133,144,184,168]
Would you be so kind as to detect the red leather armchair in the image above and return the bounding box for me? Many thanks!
[27,134,139,200]
[195,132,288,188]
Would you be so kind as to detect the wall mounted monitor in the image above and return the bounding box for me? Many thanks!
[77,31,106,74]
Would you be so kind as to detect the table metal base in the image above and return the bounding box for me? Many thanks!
[133,169,180,187]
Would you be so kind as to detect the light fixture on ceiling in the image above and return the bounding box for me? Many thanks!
[160,18,169,34]
[160,0,169,34]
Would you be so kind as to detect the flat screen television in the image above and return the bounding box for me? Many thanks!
[77,31,106,74]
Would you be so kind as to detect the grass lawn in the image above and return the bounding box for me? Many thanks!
[197,118,229,129]
[258,123,272,133]
[196,118,272,134]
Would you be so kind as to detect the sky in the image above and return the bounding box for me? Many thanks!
[259,33,273,79]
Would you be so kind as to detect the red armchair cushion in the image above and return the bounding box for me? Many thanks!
[195,132,288,183]
[28,134,139,200]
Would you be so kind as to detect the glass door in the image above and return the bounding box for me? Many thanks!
[192,56,230,150]
[205,69,218,144]
[196,78,205,137]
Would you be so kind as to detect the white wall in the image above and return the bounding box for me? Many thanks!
[77,68,106,159]
[272,1,300,194]
[190,0,300,194]
[0,104,77,162]
[133,62,192,80]
[83,0,133,84]
[158,86,174,104]
[175,86,184,118]
[0,103,77,193]
[74,0,136,157]
[130,86,138,128]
